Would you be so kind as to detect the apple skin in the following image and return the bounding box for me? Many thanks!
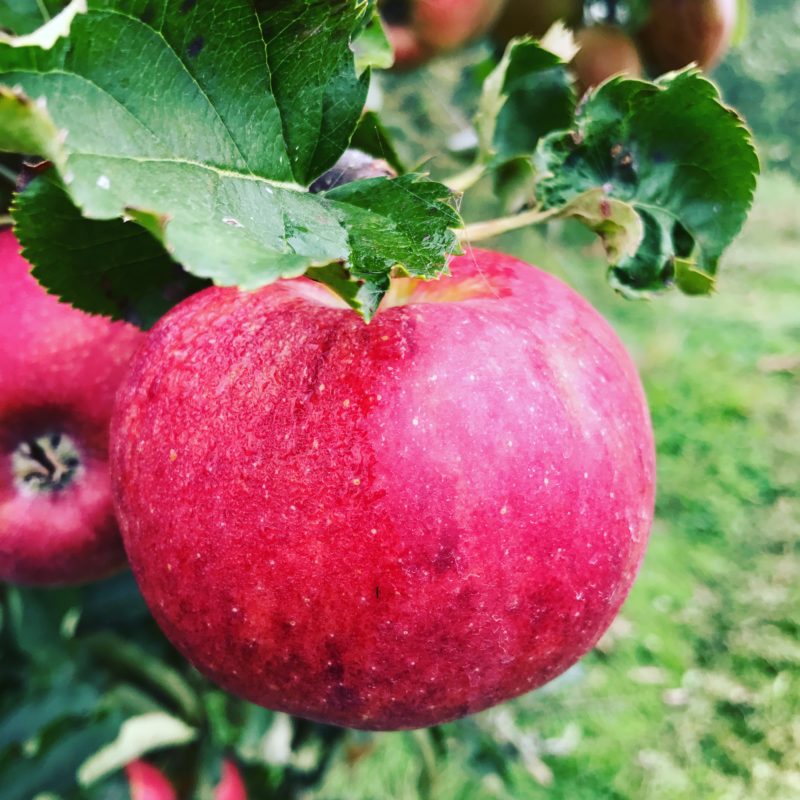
[126,761,177,800]
[215,760,247,800]
[382,0,507,69]
[637,0,737,74]
[0,230,142,585]
[111,249,655,730]
[572,26,643,93]
[493,0,583,44]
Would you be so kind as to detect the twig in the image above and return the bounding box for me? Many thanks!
[443,162,486,194]
[457,206,559,243]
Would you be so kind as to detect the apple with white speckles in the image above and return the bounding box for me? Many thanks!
[111,249,655,730]
[0,230,142,586]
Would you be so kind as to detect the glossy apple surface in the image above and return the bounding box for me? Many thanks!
[0,230,141,585]
[572,25,643,92]
[381,0,506,68]
[493,0,582,44]
[637,0,737,73]
[112,249,655,730]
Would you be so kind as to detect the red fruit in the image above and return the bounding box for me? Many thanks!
[215,760,247,800]
[126,761,177,800]
[637,0,737,73]
[493,0,583,44]
[0,230,141,585]
[111,249,655,730]
[381,0,506,69]
[572,26,643,92]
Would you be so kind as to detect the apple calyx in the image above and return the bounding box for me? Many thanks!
[11,432,83,493]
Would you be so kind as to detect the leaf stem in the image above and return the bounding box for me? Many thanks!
[443,162,486,194]
[84,633,204,724]
[0,163,18,186]
[457,206,559,244]
[36,0,52,22]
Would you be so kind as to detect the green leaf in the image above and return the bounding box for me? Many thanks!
[0,0,68,35]
[536,70,759,295]
[0,84,65,169]
[83,634,202,724]
[0,713,122,800]
[476,38,575,167]
[350,4,394,73]
[77,711,197,786]
[322,173,461,319]
[5,588,79,663]
[0,682,99,751]
[13,172,208,328]
[350,110,406,175]
[76,573,151,633]
[557,188,644,263]
[0,0,460,320]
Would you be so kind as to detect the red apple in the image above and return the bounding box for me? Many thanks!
[126,761,176,800]
[572,26,643,93]
[493,0,583,44]
[0,230,141,585]
[215,760,247,800]
[111,249,655,730]
[381,0,507,69]
[636,0,737,74]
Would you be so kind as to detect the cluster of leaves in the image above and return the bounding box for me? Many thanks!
[0,0,757,327]
[0,574,350,799]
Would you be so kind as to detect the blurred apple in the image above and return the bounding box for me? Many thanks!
[380,0,507,68]
[572,25,643,92]
[493,0,583,44]
[637,0,737,73]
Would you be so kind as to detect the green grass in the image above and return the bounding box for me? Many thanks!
[300,172,800,800]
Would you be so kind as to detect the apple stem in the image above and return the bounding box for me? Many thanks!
[457,206,560,244]
[12,432,82,493]
[0,215,12,228]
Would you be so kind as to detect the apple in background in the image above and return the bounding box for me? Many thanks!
[126,761,176,800]
[572,25,643,93]
[380,0,507,69]
[0,230,142,585]
[636,0,737,74]
[493,0,583,44]
[215,760,248,800]
[111,249,655,730]
[126,759,247,800]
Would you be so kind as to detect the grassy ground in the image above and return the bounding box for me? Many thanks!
[299,172,800,800]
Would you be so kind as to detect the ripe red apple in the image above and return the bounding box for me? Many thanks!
[636,0,737,74]
[0,230,142,585]
[111,249,655,730]
[493,0,583,44]
[381,0,507,69]
[572,25,643,93]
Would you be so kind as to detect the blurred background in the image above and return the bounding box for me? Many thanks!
[1,0,798,798]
